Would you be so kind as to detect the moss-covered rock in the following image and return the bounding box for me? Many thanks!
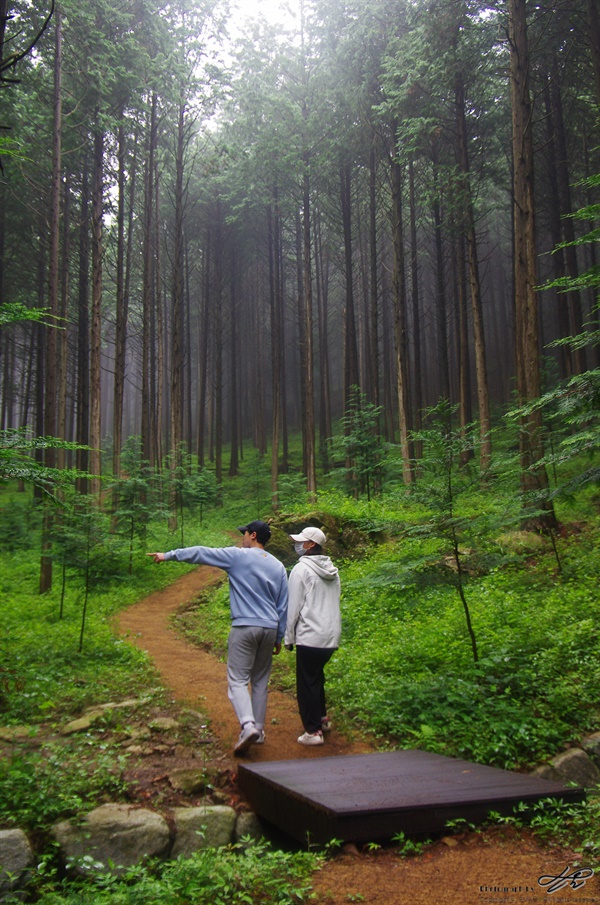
[266,512,373,566]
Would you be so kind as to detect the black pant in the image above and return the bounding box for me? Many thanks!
[296,645,335,733]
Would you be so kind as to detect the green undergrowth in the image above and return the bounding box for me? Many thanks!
[1,457,600,876]
[182,495,600,771]
[27,840,320,905]
[327,523,600,769]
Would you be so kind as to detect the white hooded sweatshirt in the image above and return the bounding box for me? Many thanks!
[284,554,341,649]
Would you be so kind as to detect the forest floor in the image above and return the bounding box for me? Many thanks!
[117,567,598,905]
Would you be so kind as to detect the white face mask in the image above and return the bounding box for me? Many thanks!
[294,542,306,557]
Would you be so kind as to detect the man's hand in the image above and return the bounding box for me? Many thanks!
[147,552,166,563]
[285,644,294,651]
[273,642,282,656]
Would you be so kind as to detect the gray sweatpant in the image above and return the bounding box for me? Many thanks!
[227,625,277,730]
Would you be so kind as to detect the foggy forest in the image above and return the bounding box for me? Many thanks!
[0,0,598,507]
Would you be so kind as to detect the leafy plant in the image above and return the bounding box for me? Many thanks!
[29,839,320,904]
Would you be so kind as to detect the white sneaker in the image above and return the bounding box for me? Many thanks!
[297,730,324,746]
[234,722,260,755]
[321,717,332,732]
[255,730,265,744]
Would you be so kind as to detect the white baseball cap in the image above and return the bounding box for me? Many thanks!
[289,526,327,546]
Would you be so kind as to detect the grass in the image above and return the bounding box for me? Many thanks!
[1,440,600,890]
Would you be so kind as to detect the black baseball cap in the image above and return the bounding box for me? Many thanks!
[237,520,271,545]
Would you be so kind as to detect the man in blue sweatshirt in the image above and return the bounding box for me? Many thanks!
[148,520,288,755]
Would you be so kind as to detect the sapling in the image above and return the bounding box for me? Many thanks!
[407,401,492,663]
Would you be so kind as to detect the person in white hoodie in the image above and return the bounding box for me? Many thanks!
[285,526,341,746]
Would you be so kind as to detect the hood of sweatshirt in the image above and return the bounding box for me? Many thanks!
[300,554,339,581]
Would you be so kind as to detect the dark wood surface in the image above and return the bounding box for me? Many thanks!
[237,749,585,844]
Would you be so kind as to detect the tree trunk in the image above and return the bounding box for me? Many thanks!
[169,100,186,523]
[587,0,600,106]
[368,143,380,409]
[550,70,586,375]
[141,94,157,469]
[431,145,451,404]
[197,227,210,467]
[229,252,240,477]
[455,69,492,471]
[56,170,70,470]
[268,203,281,503]
[76,155,90,493]
[408,158,423,457]
[314,206,332,471]
[40,5,62,593]
[390,147,413,485]
[112,116,135,488]
[509,0,556,528]
[89,123,103,496]
[542,81,571,380]
[301,157,317,498]
[340,164,359,409]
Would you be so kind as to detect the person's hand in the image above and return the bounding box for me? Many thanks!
[147,552,166,563]
[273,642,282,655]
[285,644,294,651]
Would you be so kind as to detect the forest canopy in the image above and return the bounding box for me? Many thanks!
[0,0,598,525]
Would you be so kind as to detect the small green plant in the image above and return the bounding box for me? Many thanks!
[391,831,429,857]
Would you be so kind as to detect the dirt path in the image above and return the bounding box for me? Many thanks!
[118,566,598,905]
[118,566,373,765]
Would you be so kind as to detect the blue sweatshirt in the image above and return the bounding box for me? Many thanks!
[164,545,288,642]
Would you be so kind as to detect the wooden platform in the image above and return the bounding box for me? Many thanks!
[237,749,585,844]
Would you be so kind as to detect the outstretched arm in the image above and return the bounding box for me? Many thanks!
[147,552,166,563]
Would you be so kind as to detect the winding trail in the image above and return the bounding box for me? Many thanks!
[117,567,597,905]
[117,565,373,765]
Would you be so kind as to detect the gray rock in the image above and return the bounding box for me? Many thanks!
[148,717,179,732]
[52,804,170,875]
[168,766,224,794]
[234,811,264,844]
[0,727,36,743]
[532,747,600,788]
[0,828,33,897]
[60,710,105,735]
[581,732,600,768]
[171,806,236,858]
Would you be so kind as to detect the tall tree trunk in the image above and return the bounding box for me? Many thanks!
[169,101,186,523]
[550,69,586,375]
[587,0,600,106]
[112,116,135,490]
[509,0,556,528]
[153,163,164,472]
[56,171,70,468]
[268,203,281,504]
[340,164,359,409]
[301,156,317,498]
[314,207,332,471]
[76,157,90,493]
[408,158,423,457]
[542,81,571,380]
[40,5,62,593]
[368,143,380,409]
[141,94,157,469]
[455,68,492,471]
[214,201,223,486]
[197,227,210,467]
[390,145,413,485]
[229,252,240,477]
[431,145,451,404]
[89,124,103,496]
[456,231,473,465]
